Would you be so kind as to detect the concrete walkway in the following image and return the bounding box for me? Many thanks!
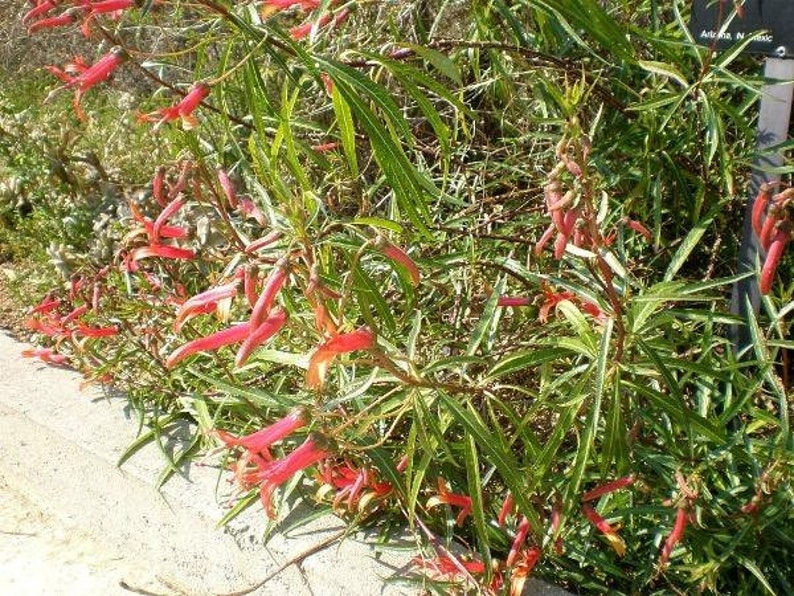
[0,331,571,596]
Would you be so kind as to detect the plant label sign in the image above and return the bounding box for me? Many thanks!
[689,1,794,58]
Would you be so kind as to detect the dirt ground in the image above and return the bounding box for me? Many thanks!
[0,476,172,596]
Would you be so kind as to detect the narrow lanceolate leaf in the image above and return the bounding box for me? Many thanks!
[439,391,542,535]
[486,346,573,379]
[565,317,613,506]
[317,60,435,237]
[638,60,689,88]
[664,206,717,281]
[330,83,359,178]
[467,278,505,357]
[745,302,790,444]
[464,435,491,573]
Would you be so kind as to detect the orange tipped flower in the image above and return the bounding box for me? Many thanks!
[305,327,375,390]
[22,347,68,365]
[581,504,626,556]
[509,547,542,596]
[139,82,210,130]
[165,322,251,368]
[427,478,473,526]
[412,554,486,579]
[47,47,127,120]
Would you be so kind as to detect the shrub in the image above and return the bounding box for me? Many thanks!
[4,1,792,594]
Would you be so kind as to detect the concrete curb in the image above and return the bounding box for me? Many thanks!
[0,331,571,596]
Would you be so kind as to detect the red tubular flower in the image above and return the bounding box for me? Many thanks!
[87,0,136,14]
[266,0,321,9]
[47,47,126,120]
[152,165,167,206]
[553,230,568,259]
[538,288,575,323]
[626,219,652,242]
[152,196,185,243]
[249,260,288,329]
[257,435,331,518]
[139,82,210,130]
[165,322,251,368]
[306,327,375,390]
[760,230,789,295]
[506,515,531,567]
[30,295,60,315]
[217,168,238,208]
[131,244,195,261]
[376,237,420,286]
[498,492,514,527]
[27,8,80,33]
[22,347,68,365]
[752,184,773,237]
[497,296,531,307]
[581,504,626,556]
[289,11,334,40]
[412,554,485,581]
[25,315,64,337]
[427,478,473,526]
[311,142,339,152]
[317,461,391,511]
[534,223,556,256]
[129,199,187,241]
[23,0,58,23]
[509,547,542,596]
[75,323,118,338]
[238,197,267,225]
[235,308,288,368]
[174,279,241,332]
[217,409,305,458]
[582,475,634,502]
[61,304,89,326]
[659,507,689,566]
[245,231,283,254]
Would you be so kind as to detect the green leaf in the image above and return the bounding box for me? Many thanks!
[350,217,404,233]
[464,435,492,574]
[330,84,359,178]
[439,392,542,535]
[467,279,504,356]
[664,207,717,281]
[486,346,573,379]
[564,317,613,506]
[406,45,462,85]
[638,60,689,88]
